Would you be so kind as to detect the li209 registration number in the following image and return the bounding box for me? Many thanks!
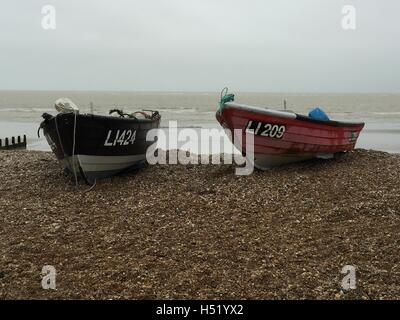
[245,120,286,139]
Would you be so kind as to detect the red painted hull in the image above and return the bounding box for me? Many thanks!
[216,102,365,168]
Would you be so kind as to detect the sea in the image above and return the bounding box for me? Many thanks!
[0,91,399,153]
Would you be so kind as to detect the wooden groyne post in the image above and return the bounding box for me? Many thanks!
[0,135,27,150]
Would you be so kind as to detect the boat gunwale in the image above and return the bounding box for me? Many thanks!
[43,112,161,124]
[224,102,365,128]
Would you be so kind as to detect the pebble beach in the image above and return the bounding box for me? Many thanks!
[1,149,400,299]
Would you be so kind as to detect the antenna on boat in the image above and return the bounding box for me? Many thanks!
[90,102,94,114]
[283,99,287,110]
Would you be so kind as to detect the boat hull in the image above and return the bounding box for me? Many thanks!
[41,112,160,182]
[216,102,365,169]
[62,154,148,181]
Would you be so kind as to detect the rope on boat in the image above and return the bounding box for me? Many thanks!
[109,109,136,118]
[71,113,97,191]
[71,112,78,190]
[54,114,66,158]
[41,111,97,191]
[109,109,160,120]
[219,87,235,112]
[83,178,97,193]
[55,113,84,191]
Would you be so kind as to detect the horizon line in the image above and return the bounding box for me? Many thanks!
[0,89,399,95]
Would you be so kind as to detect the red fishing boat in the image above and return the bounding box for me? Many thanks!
[216,89,365,169]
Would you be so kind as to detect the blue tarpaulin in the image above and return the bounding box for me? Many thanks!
[308,107,330,121]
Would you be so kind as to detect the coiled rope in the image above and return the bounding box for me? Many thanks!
[219,87,235,112]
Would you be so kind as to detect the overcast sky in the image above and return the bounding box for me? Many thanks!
[1,0,399,92]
